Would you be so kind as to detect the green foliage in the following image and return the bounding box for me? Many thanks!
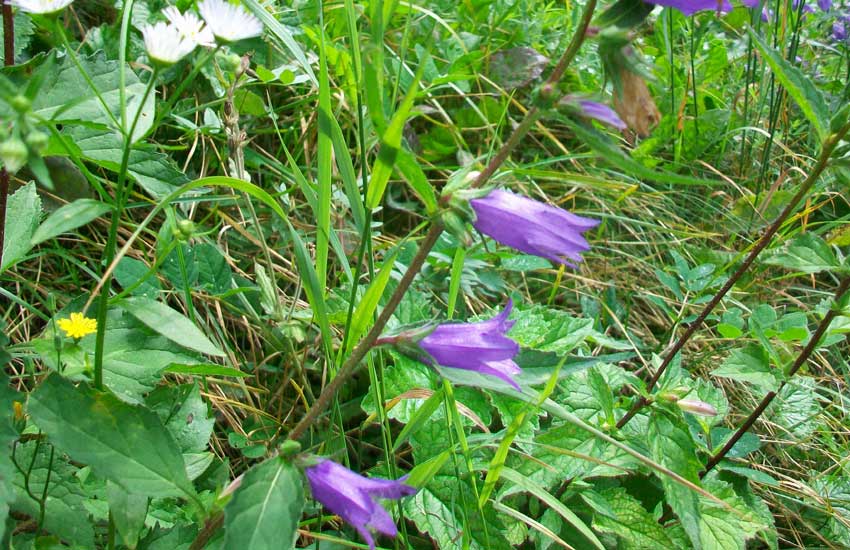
[2,0,849,548]
[222,459,304,550]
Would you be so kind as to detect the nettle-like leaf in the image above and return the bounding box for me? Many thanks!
[223,458,304,550]
[404,475,513,550]
[11,441,97,547]
[698,476,767,550]
[1,182,41,273]
[591,486,678,548]
[767,377,822,440]
[508,305,594,355]
[647,412,704,549]
[763,233,842,274]
[711,344,782,394]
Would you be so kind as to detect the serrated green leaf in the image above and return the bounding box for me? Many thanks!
[223,459,304,550]
[508,305,594,355]
[648,412,704,549]
[1,181,41,272]
[592,487,676,549]
[27,375,197,500]
[763,233,840,274]
[117,296,225,357]
[30,199,111,246]
[698,477,766,550]
[711,344,781,393]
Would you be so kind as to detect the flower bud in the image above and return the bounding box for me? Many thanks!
[9,95,31,114]
[26,131,49,155]
[173,219,196,241]
[0,138,29,173]
[278,439,301,458]
[676,398,718,417]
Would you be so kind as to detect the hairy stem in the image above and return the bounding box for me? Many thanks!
[701,274,850,476]
[617,125,850,429]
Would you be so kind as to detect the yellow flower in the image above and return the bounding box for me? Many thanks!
[56,312,98,339]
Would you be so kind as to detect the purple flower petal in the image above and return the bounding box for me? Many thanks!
[305,460,415,550]
[576,100,627,130]
[470,189,599,267]
[419,300,523,389]
[644,0,730,15]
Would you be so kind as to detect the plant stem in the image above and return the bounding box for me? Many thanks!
[701,274,850,476]
[0,0,12,272]
[285,0,598,442]
[287,222,444,441]
[616,125,850,429]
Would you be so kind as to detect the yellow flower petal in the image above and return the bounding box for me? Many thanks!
[57,312,98,339]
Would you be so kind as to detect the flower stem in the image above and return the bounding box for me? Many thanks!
[286,0,599,442]
[616,124,850,429]
[0,1,11,273]
[287,222,444,441]
[701,274,850,477]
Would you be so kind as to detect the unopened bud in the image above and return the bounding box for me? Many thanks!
[278,439,301,458]
[676,398,717,417]
[0,138,28,173]
[173,219,196,241]
[10,95,31,114]
[26,131,49,155]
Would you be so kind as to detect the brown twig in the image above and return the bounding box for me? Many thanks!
[701,274,850,476]
[616,126,850,429]
[0,0,14,271]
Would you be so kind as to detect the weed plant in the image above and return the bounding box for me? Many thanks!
[1,0,850,548]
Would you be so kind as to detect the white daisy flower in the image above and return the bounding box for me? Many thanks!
[8,0,74,14]
[198,0,264,43]
[140,21,198,66]
[163,6,216,48]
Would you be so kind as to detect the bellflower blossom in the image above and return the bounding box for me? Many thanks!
[141,21,198,66]
[470,189,599,267]
[418,300,522,389]
[8,0,74,13]
[198,0,264,43]
[305,459,416,550]
[643,0,731,16]
[562,97,627,130]
[164,6,216,48]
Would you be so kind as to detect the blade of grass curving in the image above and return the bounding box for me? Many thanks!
[243,0,317,85]
[315,5,332,294]
[499,467,604,550]
[748,28,828,141]
[364,53,427,209]
[446,247,465,319]
[344,250,398,353]
[561,118,723,187]
[392,388,445,451]
[83,176,333,359]
[478,356,563,506]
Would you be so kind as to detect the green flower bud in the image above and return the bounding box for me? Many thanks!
[25,131,49,155]
[173,219,196,241]
[278,439,301,458]
[0,138,29,173]
[216,51,242,74]
[9,95,31,114]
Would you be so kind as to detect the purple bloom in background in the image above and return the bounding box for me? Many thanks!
[419,300,521,389]
[576,100,627,130]
[835,20,847,40]
[305,460,416,550]
[818,0,831,11]
[644,0,730,16]
[470,189,599,267]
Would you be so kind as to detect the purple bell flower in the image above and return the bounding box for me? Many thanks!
[818,0,831,11]
[470,189,599,267]
[576,100,627,130]
[305,459,416,550]
[835,20,847,41]
[643,0,731,16]
[419,300,522,389]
